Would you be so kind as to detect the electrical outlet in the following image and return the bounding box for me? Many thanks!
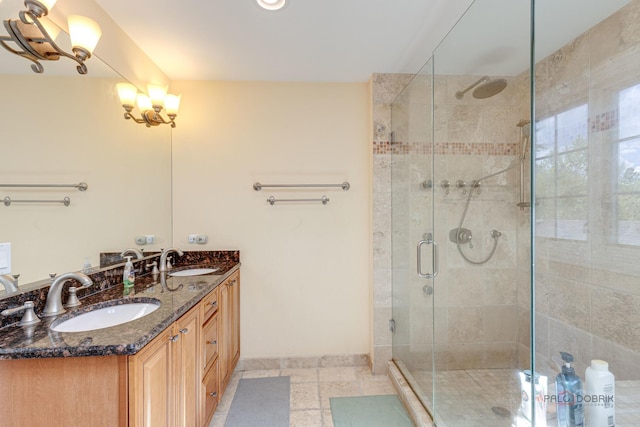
[196,234,208,244]
[135,236,147,245]
[188,234,197,244]
[145,235,155,244]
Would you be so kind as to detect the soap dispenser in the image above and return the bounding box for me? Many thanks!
[123,256,135,289]
[556,352,584,427]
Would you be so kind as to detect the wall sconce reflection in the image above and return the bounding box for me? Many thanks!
[0,0,102,74]
[116,83,181,128]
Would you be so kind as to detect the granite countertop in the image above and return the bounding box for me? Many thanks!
[0,261,239,360]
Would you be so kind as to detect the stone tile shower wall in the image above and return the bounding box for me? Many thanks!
[529,0,640,381]
[371,72,529,374]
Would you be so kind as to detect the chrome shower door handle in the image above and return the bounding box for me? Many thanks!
[417,235,439,279]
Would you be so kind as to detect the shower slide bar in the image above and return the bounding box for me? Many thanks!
[0,182,88,191]
[4,196,71,207]
[253,182,350,191]
[266,195,329,205]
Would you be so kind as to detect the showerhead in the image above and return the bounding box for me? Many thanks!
[455,76,508,100]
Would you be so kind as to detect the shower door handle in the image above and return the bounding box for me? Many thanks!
[417,234,439,279]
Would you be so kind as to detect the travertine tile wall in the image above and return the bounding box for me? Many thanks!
[372,73,415,374]
[529,0,640,381]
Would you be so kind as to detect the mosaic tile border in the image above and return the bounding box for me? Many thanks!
[373,141,518,156]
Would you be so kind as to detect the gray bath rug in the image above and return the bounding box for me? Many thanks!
[330,394,413,427]
[225,376,290,427]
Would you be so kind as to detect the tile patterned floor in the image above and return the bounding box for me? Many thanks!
[208,366,398,427]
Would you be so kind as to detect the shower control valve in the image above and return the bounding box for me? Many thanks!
[449,227,473,248]
[456,180,467,195]
[440,180,450,195]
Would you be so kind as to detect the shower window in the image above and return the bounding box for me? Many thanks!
[614,83,640,246]
[535,104,589,240]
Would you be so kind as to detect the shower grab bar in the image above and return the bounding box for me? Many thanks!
[417,234,439,279]
[267,195,329,205]
[0,182,88,191]
[4,196,71,207]
[254,182,350,191]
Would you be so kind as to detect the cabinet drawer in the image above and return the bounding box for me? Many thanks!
[202,313,218,371]
[201,287,219,323]
[202,359,219,425]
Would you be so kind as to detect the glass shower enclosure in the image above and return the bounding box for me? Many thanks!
[389,0,640,426]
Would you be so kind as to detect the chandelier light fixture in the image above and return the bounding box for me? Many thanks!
[0,0,102,74]
[116,83,181,128]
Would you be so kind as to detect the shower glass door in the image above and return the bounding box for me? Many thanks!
[430,0,532,425]
[390,59,436,412]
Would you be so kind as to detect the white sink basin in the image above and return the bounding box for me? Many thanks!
[51,300,161,333]
[169,268,219,277]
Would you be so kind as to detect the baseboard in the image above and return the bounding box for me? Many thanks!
[236,353,370,371]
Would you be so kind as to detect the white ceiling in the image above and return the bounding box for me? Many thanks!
[93,0,474,82]
[0,0,632,81]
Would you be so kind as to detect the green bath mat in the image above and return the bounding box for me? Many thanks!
[330,395,413,427]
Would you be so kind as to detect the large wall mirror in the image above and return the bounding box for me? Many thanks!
[0,0,172,294]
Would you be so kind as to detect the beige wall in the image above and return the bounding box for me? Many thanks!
[170,80,372,359]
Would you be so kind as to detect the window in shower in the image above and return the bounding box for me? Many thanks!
[535,104,589,240]
[614,83,640,246]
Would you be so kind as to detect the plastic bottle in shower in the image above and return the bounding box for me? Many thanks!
[556,352,584,427]
[585,360,615,427]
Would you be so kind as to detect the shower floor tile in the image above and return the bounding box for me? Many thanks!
[402,368,640,427]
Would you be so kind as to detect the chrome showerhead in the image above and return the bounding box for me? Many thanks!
[455,76,508,100]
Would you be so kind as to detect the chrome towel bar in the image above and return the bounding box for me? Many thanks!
[267,196,329,205]
[253,182,349,191]
[4,196,71,207]
[0,182,88,191]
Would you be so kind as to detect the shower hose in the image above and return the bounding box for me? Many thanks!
[455,179,501,265]
[453,158,523,264]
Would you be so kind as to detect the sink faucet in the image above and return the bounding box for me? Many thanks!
[120,248,144,259]
[0,274,18,294]
[42,272,93,317]
[159,247,184,273]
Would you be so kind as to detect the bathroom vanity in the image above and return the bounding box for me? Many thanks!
[0,252,240,427]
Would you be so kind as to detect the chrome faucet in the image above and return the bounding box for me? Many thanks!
[120,248,144,259]
[42,272,93,317]
[0,274,18,294]
[159,248,184,273]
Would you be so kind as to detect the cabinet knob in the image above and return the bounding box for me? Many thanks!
[169,335,180,342]
[209,392,217,397]
[179,328,189,334]
[206,340,217,345]
[210,301,217,307]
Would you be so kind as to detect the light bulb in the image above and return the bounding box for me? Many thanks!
[147,85,168,108]
[39,0,59,12]
[137,94,153,111]
[116,83,138,107]
[68,15,102,55]
[256,0,286,10]
[164,94,181,116]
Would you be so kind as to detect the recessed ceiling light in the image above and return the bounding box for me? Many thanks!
[256,0,286,11]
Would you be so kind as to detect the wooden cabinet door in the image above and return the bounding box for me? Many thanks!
[129,328,175,427]
[229,274,240,367]
[219,280,231,392]
[175,306,200,427]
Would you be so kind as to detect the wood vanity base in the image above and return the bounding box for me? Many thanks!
[0,355,128,426]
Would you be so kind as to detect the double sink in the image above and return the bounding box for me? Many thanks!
[50,268,219,333]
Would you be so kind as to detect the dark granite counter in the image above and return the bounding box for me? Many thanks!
[0,253,239,360]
